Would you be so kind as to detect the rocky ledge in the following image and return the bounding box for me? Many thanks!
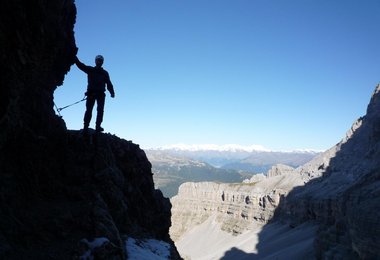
[0,128,180,259]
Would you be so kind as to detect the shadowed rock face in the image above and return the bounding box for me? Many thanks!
[270,85,380,259]
[0,0,76,137]
[0,1,179,259]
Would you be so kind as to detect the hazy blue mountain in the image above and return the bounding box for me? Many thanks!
[221,151,319,173]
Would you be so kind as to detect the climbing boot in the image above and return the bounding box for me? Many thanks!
[82,125,89,135]
[96,126,104,133]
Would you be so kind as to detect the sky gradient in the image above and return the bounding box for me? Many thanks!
[54,0,380,151]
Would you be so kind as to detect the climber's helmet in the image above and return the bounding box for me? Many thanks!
[95,55,104,67]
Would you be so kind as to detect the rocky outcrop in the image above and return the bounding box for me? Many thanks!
[0,131,176,259]
[243,173,266,183]
[0,1,179,259]
[266,164,295,178]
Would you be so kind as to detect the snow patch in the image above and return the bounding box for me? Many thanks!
[126,237,171,260]
[80,237,110,260]
[79,237,171,260]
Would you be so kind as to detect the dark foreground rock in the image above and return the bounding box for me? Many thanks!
[0,0,180,259]
[1,130,179,259]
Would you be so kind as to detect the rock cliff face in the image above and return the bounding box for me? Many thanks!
[170,164,301,240]
[0,1,179,259]
[266,164,295,178]
[171,85,380,259]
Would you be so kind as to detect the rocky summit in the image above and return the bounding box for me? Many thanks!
[0,1,179,259]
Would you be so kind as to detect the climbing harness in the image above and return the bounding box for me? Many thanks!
[54,96,87,117]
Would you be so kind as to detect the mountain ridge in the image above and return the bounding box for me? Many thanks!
[147,147,319,170]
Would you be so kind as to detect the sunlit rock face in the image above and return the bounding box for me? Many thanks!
[0,1,180,259]
[170,164,301,241]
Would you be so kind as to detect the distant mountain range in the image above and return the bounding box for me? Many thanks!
[151,144,320,169]
[221,151,320,172]
[158,144,271,152]
[158,143,320,153]
[146,145,320,197]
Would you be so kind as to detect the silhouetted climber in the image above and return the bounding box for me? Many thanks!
[75,55,115,134]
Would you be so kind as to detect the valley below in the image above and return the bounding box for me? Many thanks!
[176,216,317,260]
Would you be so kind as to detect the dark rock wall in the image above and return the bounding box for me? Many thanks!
[0,0,76,137]
[0,1,178,259]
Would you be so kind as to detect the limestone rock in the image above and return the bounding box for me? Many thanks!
[267,164,295,178]
[170,172,301,241]
[243,173,266,183]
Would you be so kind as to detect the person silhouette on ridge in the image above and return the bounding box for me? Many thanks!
[75,54,115,134]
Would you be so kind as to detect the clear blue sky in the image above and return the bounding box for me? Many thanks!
[54,0,380,151]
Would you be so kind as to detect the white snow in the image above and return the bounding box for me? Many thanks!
[126,237,171,260]
[158,143,271,152]
[281,148,324,154]
[152,143,323,153]
[79,237,171,260]
[176,215,317,260]
[80,237,110,260]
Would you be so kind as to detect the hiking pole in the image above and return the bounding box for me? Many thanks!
[56,96,87,112]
